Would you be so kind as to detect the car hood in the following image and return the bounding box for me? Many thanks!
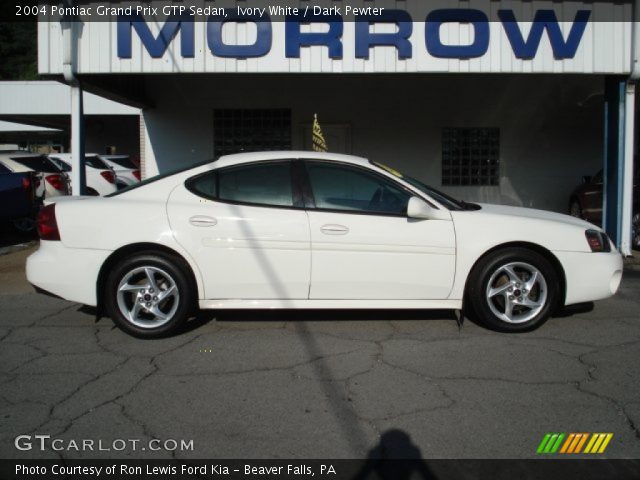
[474,203,598,230]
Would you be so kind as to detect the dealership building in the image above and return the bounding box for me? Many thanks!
[37,0,637,254]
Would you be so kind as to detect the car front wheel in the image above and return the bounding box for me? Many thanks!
[466,248,560,332]
[104,253,194,338]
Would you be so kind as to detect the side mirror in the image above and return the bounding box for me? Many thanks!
[407,196,451,220]
[582,175,592,184]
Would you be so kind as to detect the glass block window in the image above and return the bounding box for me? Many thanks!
[213,109,291,158]
[442,127,500,186]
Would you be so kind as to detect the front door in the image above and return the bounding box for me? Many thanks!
[303,160,456,300]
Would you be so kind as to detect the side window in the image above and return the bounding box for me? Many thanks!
[188,161,294,208]
[306,162,410,215]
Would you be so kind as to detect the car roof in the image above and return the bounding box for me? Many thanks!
[49,153,99,159]
[214,151,370,169]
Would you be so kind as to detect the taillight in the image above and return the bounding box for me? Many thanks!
[100,170,115,184]
[21,177,31,190]
[37,204,60,241]
[585,229,611,252]
[45,174,65,191]
[132,170,141,181]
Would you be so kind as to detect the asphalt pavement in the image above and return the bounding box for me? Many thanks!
[1,245,639,460]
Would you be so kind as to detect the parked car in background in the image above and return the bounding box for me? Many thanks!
[0,152,69,199]
[0,163,42,231]
[569,169,639,250]
[48,153,118,196]
[99,155,141,189]
[27,151,622,338]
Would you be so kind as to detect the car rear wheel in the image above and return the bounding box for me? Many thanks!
[104,253,194,338]
[569,200,582,218]
[466,248,560,332]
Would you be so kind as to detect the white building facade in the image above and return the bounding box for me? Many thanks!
[37,0,638,253]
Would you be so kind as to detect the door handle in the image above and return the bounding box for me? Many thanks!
[189,215,217,227]
[320,224,349,235]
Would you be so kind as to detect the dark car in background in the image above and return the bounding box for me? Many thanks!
[569,169,639,250]
[0,162,42,231]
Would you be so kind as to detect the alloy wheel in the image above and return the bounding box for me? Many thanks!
[116,266,180,328]
[485,262,548,324]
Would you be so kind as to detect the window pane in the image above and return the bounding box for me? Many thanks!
[84,156,110,170]
[218,162,293,207]
[189,172,218,198]
[214,109,291,158]
[307,163,409,215]
[11,156,59,172]
[441,127,499,186]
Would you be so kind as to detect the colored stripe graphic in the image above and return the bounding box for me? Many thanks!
[538,433,613,454]
[537,433,565,454]
[584,433,614,454]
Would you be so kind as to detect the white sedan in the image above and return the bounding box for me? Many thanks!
[27,152,623,338]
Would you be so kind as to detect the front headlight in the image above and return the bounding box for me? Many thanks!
[585,229,611,252]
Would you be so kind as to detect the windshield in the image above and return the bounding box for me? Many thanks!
[370,161,467,211]
[103,156,136,169]
[50,158,71,172]
[85,155,111,170]
[11,155,61,173]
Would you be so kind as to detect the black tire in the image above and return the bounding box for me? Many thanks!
[569,199,582,219]
[466,247,561,333]
[104,252,195,338]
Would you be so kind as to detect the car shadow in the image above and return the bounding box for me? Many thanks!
[182,308,458,333]
[553,302,594,318]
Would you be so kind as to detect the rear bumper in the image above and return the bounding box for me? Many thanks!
[554,249,623,305]
[26,241,110,306]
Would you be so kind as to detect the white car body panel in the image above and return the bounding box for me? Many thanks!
[26,151,623,315]
[167,183,311,299]
[48,154,117,196]
[306,210,455,299]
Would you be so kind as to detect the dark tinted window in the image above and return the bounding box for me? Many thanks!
[49,158,71,172]
[85,156,110,170]
[189,162,293,207]
[306,162,410,215]
[11,156,60,172]
[104,156,136,169]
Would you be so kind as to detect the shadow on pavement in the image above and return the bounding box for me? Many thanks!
[181,308,458,333]
[353,429,435,480]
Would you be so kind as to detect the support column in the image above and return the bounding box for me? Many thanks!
[621,82,636,256]
[70,84,86,195]
[603,75,635,254]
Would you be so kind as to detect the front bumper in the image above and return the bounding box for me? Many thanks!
[554,249,624,305]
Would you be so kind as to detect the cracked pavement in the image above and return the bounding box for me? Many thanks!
[1,246,639,460]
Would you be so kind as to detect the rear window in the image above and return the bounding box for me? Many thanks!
[49,157,71,172]
[10,156,60,172]
[104,156,136,169]
[85,155,110,170]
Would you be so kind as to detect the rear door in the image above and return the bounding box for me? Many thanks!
[302,160,456,300]
[167,160,311,300]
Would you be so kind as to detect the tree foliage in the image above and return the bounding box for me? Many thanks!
[0,21,39,80]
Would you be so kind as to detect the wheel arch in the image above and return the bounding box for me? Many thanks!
[463,241,567,309]
[96,242,200,314]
